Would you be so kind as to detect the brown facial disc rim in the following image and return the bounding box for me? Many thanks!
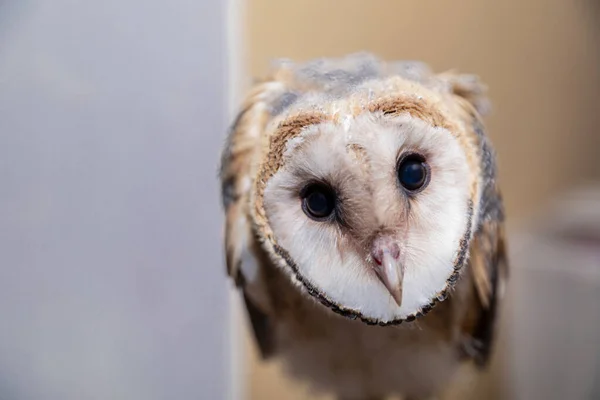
[253,95,478,325]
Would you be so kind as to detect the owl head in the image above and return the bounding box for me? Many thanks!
[251,75,485,325]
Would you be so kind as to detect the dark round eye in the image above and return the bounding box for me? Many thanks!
[397,154,429,192]
[301,184,336,221]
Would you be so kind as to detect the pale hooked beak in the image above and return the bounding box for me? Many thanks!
[371,238,404,307]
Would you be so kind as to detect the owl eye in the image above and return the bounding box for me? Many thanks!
[301,183,336,221]
[397,154,430,192]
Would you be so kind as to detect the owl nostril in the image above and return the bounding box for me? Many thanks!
[372,249,385,265]
[371,240,400,264]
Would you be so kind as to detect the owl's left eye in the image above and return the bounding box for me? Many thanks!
[301,183,336,221]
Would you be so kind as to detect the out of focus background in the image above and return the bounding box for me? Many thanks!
[0,0,599,399]
[0,1,233,399]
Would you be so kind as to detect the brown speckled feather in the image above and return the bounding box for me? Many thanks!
[220,80,286,357]
[448,83,509,367]
[465,217,508,366]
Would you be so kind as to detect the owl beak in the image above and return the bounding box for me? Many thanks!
[371,241,404,307]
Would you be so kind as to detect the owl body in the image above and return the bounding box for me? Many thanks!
[221,53,507,400]
[255,254,469,400]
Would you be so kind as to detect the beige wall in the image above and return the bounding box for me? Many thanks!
[240,1,600,398]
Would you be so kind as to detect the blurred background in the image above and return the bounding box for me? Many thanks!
[0,0,599,399]
[0,1,232,399]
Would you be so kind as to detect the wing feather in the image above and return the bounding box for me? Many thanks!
[220,79,288,359]
[449,85,508,367]
[465,215,509,367]
[221,82,276,282]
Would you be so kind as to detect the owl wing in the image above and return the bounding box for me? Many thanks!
[221,84,273,358]
[464,211,509,367]
[441,75,508,367]
[220,84,266,284]
[220,77,295,359]
[462,118,508,367]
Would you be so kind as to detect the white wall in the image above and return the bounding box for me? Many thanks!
[0,1,230,399]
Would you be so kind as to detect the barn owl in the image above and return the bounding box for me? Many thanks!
[220,53,508,400]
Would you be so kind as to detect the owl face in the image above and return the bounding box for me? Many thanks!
[261,111,473,323]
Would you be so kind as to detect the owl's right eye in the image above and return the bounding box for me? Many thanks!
[397,153,429,193]
[301,183,336,221]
